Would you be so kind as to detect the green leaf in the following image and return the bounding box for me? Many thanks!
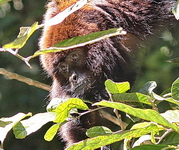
[31,28,126,58]
[55,28,125,48]
[139,81,157,95]
[160,131,179,145]
[67,123,162,150]
[13,112,56,139]
[46,98,65,112]
[127,122,163,147]
[44,124,60,141]
[94,100,179,133]
[132,145,174,150]
[86,126,112,138]
[112,93,151,105]
[165,98,179,106]
[3,22,41,49]
[13,122,27,139]
[0,112,31,143]
[171,77,179,100]
[0,120,12,127]
[105,79,130,94]
[0,0,11,5]
[54,98,88,123]
[131,122,163,130]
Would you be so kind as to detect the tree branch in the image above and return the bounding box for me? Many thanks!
[0,68,50,91]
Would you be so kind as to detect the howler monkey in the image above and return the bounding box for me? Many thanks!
[39,0,176,149]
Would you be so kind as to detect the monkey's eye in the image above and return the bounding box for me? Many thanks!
[60,64,68,73]
[71,53,79,61]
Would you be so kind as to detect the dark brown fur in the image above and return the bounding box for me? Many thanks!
[39,0,176,149]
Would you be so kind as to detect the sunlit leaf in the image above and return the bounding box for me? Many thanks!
[67,123,162,150]
[131,145,174,150]
[44,124,60,141]
[3,22,41,49]
[165,98,179,106]
[13,112,56,139]
[86,126,112,138]
[46,98,67,112]
[112,93,151,105]
[105,79,130,94]
[127,122,163,147]
[131,122,163,130]
[45,0,88,26]
[132,135,152,147]
[54,98,88,123]
[0,113,31,143]
[94,100,179,133]
[30,28,126,58]
[171,77,179,100]
[161,110,179,124]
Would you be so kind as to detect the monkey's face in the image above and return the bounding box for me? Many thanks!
[52,48,98,99]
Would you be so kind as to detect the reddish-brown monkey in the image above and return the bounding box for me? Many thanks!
[39,0,176,149]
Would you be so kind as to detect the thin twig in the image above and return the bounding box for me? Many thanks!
[100,110,127,127]
[108,92,126,130]
[0,48,31,67]
[0,68,50,91]
[80,106,126,127]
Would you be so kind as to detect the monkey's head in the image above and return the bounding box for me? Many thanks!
[48,48,98,101]
[40,37,136,102]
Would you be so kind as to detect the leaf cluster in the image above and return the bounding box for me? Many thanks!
[1,79,179,150]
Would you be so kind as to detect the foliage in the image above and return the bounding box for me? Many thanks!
[1,79,179,149]
[0,0,179,150]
